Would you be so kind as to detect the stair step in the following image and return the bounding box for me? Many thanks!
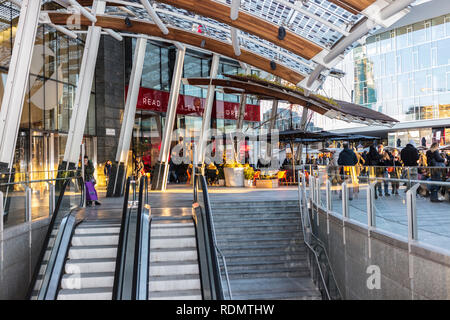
[210,201,299,208]
[75,226,120,234]
[150,236,196,249]
[215,223,301,232]
[212,216,301,224]
[150,260,199,277]
[148,289,202,300]
[68,245,117,259]
[60,272,114,289]
[151,225,195,237]
[148,274,201,292]
[150,248,198,262]
[65,258,116,274]
[218,242,305,254]
[233,290,321,300]
[216,230,301,240]
[224,251,306,262]
[57,287,112,300]
[227,268,310,279]
[71,234,119,246]
[226,259,308,271]
[217,236,301,247]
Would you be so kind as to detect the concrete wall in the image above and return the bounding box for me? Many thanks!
[0,218,50,300]
[312,204,450,300]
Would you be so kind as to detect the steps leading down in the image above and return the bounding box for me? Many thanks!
[57,220,120,300]
[148,219,202,300]
[210,200,321,300]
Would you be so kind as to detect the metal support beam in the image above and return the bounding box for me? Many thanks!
[197,54,220,166]
[236,94,247,130]
[112,37,147,195]
[152,46,186,191]
[63,0,105,167]
[0,0,41,168]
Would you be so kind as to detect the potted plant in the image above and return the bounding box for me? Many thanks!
[243,165,255,188]
[255,173,279,188]
[224,162,245,187]
[217,166,225,186]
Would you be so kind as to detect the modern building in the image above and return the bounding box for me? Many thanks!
[1,0,450,303]
[314,0,450,148]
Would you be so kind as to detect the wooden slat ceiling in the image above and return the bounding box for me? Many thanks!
[48,13,305,84]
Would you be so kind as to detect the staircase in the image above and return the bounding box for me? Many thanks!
[57,219,120,300]
[210,200,321,300]
[148,218,202,300]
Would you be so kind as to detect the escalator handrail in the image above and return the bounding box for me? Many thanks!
[113,176,149,300]
[26,175,84,299]
[112,176,132,300]
[194,173,225,300]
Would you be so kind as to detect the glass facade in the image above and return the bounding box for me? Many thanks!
[0,2,96,176]
[130,39,261,168]
[353,14,450,122]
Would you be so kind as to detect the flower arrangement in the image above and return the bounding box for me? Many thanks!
[244,166,255,180]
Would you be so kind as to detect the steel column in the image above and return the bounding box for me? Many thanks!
[116,37,147,164]
[113,37,147,195]
[197,54,220,166]
[152,46,186,190]
[63,0,105,166]
[0,0,42,168]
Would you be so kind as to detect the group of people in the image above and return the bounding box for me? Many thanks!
[334,141,450,202]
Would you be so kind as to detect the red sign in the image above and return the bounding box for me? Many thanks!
[127,86,260,122]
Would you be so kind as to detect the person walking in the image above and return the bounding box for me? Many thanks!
[427,142,447,202]
[373,144,391,198]
[83,156,101,206]
[400,140,419,191]
[104,160,112,185]
[390,149,402,195]
[337,143,358,200]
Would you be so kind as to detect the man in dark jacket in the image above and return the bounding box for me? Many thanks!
[338,143,358,200]
[401,140,419,191]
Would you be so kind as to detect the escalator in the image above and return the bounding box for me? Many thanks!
[28,173,225,300]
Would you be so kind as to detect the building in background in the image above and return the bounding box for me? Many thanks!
[314,0,450,148]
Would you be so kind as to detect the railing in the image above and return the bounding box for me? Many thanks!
[298,171,342,300]
[300,164,450,272]
[26,174,85,299]
[304,164,450,246]
[1,169,79,230]
[113,176,150,300]
[193,173,230,300]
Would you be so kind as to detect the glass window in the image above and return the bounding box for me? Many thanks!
[44,27,58,80]
[413,22,426,45]
[57,35,69,84]
[183,54,202,97]
[161,47,170,91]
[432,16,445,40]
[29,74,45,129]
[44,79,59,130]
[418,43,431,70]
[68,38,80,85]
[400,47,412,73]
[142,44,161,90]
[396,26,408,49]
[432,67,446,93]
[437,38,450,66]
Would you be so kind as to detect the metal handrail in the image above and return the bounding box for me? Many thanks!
[298,171,342,300]
[195,174,232,300]
[27,176,85,299]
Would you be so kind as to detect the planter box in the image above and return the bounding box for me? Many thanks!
[224,167,244,187]
[255,179,279,188]
[244,179,253,188]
